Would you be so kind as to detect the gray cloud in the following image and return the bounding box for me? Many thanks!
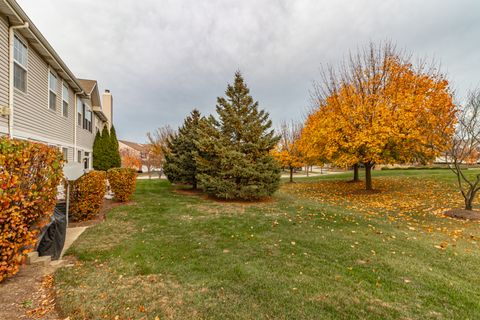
[18,0,480,141]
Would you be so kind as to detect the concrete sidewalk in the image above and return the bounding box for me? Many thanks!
[27,226,88,267]
[61,226,87,258]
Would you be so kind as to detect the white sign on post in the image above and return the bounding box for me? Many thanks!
[63,163,84,181]
[63,163,85,226]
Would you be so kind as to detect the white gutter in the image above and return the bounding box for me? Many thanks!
[3,0,84,93]
[73,91,84,161]
[8,22,29,138]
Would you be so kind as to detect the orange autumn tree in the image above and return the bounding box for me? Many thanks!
[302,42,456,190]
[120,148,142,171]
[272,121,305,182]
[299,107,341,174]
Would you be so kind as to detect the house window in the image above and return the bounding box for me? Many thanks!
[84,152,90,170]
[77,97,83,126]
[83,103,92,132]
[77,150,82,163]
[13,36,27,92]
[48,72,57,110]
[62,83,69,117]
[62,147,68,162]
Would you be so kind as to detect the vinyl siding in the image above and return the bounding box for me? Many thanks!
[0,15,9,132]
[0,12,103,161]
[61,146,74,163]
[75,99,96,150]
[13,36,75,147]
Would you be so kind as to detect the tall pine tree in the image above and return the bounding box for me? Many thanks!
[93,126,111,171]
[93,125,121,171]
[164,109,203,189]
[92,129,103,170]
[196,72,280,200]
[109,125,121,168]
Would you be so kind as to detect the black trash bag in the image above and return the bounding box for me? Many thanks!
[37,202,67,260]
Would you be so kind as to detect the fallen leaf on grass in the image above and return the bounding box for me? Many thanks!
[435,241,448,250]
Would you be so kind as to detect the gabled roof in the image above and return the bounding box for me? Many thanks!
[78,78,108,122]
[78,79,97,95]
[119,140,148,152]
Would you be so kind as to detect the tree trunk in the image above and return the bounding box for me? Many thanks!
[305,165,309,177]
[290,167,294,183]
[192,179,197,190]
[365,163,373,191]
[353,164,360,182]
[465,189,477,210]
[465,197,473,211]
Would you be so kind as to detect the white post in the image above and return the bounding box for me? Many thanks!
[65,181,70,227]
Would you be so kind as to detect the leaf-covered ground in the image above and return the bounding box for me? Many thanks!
[55,170,480,319]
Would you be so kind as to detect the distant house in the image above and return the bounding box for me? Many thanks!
[119,140,149,172]
[0,0,113,170]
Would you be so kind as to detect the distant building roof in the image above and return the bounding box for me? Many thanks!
[119,140,148,152]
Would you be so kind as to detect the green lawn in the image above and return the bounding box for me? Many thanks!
[56,170,480,319]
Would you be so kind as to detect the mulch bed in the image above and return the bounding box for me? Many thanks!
[174,187,274,204]
[0,263,60,319]
[68,199,125,227]
[443,209,480,221]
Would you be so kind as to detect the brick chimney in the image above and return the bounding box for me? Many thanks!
[102,89,113,129]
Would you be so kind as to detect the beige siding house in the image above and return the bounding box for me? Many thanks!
[0,0,113,169]
[119,140,148,172]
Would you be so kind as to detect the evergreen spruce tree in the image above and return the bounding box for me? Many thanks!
[92,130,103,170]
[109,125,121,168]
[164,109,203,189]
[196,72,281,200]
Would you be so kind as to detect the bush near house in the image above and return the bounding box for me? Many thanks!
[69,171,107,222]
[107,168,137,202]
[0,138,63,282]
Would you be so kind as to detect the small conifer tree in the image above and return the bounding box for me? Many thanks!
[163,109,203,189]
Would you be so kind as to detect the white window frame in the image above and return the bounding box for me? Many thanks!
[13,35,28,93]
[48,70,57,111]
[62,81,69,117]
[61,147,68,163]
[84,151,91,170]
[77,150,82,163]
[77,97,83,126]
[83,103,92,132]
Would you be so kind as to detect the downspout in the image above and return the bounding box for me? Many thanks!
[8,22,29,138]
[73,91,84,161]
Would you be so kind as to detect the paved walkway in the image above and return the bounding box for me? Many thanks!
[61,226,88,258]
[281,170,345,179]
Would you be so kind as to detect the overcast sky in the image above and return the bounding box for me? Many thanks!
[17,0,480,142]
